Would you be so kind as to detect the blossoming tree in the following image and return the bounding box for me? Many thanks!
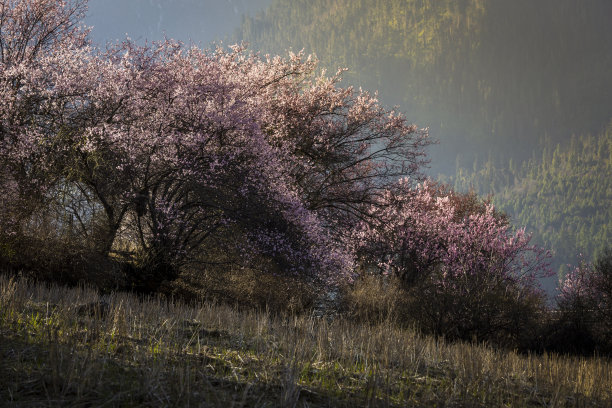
[1,0,431,291]
[1,0,553,322]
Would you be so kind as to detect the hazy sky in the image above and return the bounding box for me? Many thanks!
[85,0,271,47]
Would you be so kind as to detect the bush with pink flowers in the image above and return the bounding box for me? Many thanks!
[553,249,612,354]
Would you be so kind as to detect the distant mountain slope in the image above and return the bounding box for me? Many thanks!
[451,122,612,278]
[237,0,612,174]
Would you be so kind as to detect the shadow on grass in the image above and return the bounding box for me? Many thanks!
[0,327,402,408]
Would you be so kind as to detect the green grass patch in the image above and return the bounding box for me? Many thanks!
[0,274,610,407]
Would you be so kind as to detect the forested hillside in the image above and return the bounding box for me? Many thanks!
[237,0,612,174]
[451,123,612,278]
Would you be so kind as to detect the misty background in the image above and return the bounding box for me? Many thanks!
[85,0,271,46]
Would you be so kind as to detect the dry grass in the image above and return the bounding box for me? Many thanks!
[168,265,318,314]
[0,274,610,407]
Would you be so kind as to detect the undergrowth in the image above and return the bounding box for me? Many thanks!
[0,274,610,407]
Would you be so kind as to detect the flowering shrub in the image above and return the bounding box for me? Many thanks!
[355,180,552,287]
[555,250,612,354]
[352,181,552,343]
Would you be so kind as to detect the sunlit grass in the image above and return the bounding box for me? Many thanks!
[0,274,610,407]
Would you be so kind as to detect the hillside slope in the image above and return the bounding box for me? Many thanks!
[1,274,611,406]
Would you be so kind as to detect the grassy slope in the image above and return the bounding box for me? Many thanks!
[0,275,610,407]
